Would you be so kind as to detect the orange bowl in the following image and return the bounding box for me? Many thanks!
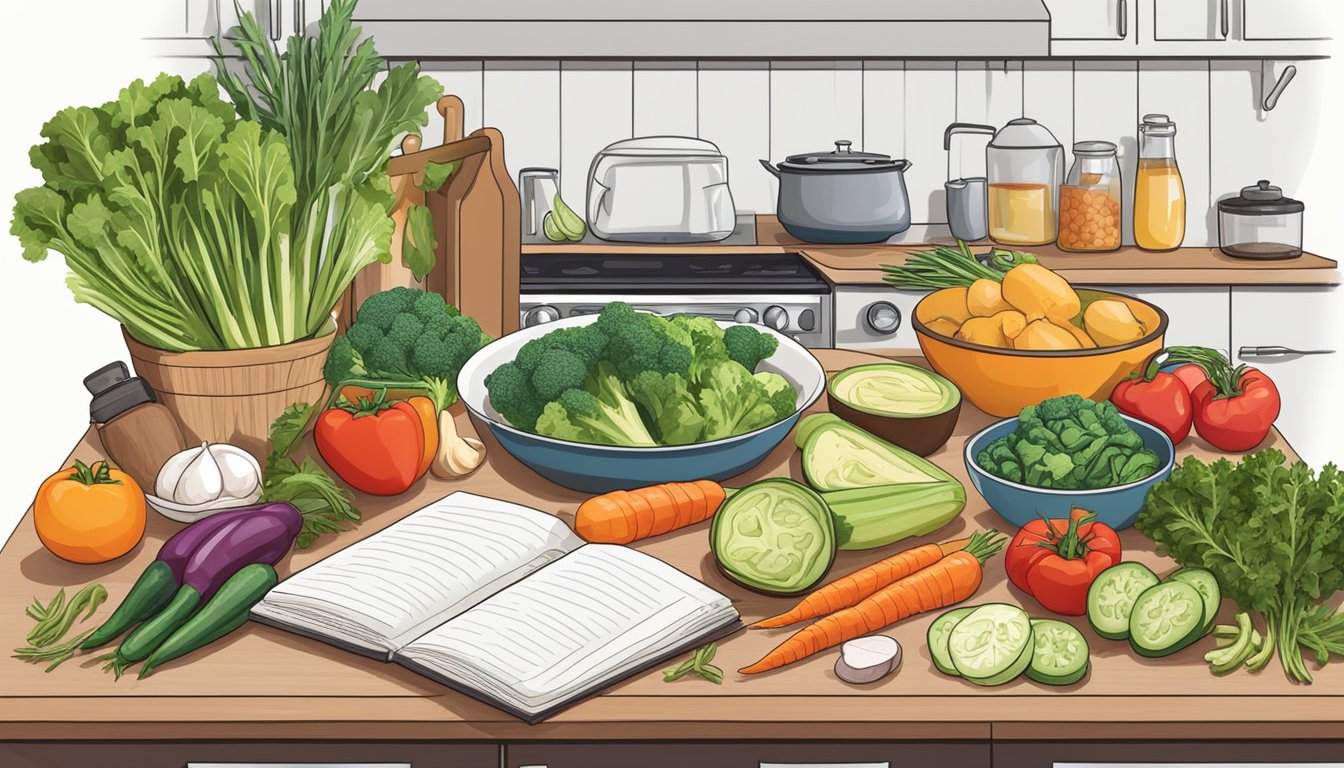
[913,288,1167,417]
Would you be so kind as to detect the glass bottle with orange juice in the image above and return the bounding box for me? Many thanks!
[1134,114,1185,250]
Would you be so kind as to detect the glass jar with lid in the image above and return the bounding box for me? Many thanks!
[1058,141,1122,252]
[1218,180,1304,260]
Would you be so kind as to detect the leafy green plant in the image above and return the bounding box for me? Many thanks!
[10,0,441,351]
[1138,449,1344,682]
[260,402,359,549]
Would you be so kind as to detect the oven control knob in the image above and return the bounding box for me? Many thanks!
[733,308,759,324]
[865,302,902,335]
[763,306,789,331]
[523,305,561,327]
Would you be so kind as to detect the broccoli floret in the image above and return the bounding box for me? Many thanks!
[325,287,490,409]
[596,302,693,380]
[754,371,798,421]
[698,360,786,441]
[671,314,728,383]
[723,324,779,372]
[323,335,367,387]
[627,371,705,445]
[531,348,589,401]
[485,361,544,431]
[534,362,657,446]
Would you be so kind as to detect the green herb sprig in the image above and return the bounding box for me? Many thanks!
[260,402,360,549]
[663,642,724,684]
[14,583,107,672]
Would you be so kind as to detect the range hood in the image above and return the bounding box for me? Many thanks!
[353,0,1051,59]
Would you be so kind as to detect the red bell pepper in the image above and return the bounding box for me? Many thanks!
[1110,351,1194,445]
[1165,346,1281,452]
[315,391,426,496]
[1005,508,1121,616]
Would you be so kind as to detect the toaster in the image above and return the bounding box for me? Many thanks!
[586,136,737,243]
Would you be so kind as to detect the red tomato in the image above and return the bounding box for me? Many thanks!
[1171,363,1208,395]
[1190,368,1281,452]
[1111,359,1193,445]
[1004,508,1121,616]
[315,396,426,496]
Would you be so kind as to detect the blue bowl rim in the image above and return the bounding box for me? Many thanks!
[964,412,1176,495]
[456,314,826,455]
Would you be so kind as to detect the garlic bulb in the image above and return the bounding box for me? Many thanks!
[149,442,263,523]
[431,416,486,479]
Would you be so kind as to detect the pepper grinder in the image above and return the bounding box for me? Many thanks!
[85,362,187,490]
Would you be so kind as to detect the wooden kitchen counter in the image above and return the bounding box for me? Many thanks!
[523,216,1340,286]
[2,349,1341,745]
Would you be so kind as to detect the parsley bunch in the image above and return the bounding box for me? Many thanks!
[1138,449,1344,682]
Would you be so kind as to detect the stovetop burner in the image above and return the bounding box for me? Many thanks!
[521,252,829,295]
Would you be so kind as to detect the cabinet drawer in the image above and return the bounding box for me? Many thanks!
[0,742,497,768]
[1231,286,1342,468]
[995,739,1344,767]
[1043,0,1128,40]
[508,741,990,768]
[1243,0,1332,40]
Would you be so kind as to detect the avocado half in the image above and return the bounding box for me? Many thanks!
[826,362,962,457]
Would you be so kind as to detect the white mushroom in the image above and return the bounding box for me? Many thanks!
[834,635,902,684]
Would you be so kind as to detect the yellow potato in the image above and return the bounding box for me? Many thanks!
[919,286,972,326]
[956,316,1010,348]
[1084,299,1147,347]
[1064,321,1099,349]
[967,278,1014,317]
[1013,320,1084,351]
[992,309,1028,340]
[1001,263,1081,324]
[925,316,963,338]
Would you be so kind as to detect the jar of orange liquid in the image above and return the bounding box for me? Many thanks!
[1134,114,1185,250]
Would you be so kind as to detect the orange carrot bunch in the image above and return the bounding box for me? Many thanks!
[740,530,1005,675]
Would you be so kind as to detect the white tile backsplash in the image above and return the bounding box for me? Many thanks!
[698,63,772,214]
[426,56,1327,243]
[422,61,484,145]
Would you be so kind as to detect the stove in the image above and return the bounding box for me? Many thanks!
[518,252,833,348]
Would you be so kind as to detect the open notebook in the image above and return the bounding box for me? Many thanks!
[250,492,741,722]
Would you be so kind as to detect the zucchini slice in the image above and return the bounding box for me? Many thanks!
[1128,581,1206,658]
[1087,562,1159,640]
[1168,567,1221,636]
[1026,619,1090,686]
[948,603,1033,686]
[927,606,977,676]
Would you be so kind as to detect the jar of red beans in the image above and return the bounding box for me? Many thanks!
[1059,141,1122,252]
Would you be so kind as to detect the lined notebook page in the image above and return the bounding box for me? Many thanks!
[398,544,737,713]
[251,493,583,655]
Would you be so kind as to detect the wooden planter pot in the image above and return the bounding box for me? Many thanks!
[123,324,335,460]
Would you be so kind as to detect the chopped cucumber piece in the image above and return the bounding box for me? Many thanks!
[1087,562,1159,640]
[927,606,976,676]
[1026,619,1090,686]
[1129,581,1206,658]
[948,603,1033,686]
[1167,567,1220,635]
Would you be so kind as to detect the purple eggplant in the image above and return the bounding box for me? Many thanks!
[98,502,302,677]
[80,504,281,651]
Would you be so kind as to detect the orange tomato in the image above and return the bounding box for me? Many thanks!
[34,460,146,564]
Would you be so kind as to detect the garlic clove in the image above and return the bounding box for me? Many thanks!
[209,444,262,499]
[172,441,224,506]
[155,444,203,500]
[431,414,487,479]
[447,437,485,476]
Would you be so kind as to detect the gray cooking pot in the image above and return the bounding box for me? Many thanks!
[761,140,912,244]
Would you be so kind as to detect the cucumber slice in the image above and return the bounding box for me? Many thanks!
[1128,581,1206,658]
[948,603,1033,686]
[542,211,568,242]
[1087,562,1159,640]
[927,606,977,676]
[1026,619,1090,686]
[1168,567,1220,636]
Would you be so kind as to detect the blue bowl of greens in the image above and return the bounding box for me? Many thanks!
[457,309,826,493]
[964,396,1175,530]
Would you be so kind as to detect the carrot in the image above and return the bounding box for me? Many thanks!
[739,531,1005,675]
[749,537,972,629]
[575,480,728,544]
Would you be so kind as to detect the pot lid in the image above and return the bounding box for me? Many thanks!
[598,136,726,157]
[1218,180,1304,215]
[779,140,908,172]
[988,118,1062,150]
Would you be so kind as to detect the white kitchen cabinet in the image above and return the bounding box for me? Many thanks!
[1044,0,1131,40]
[1242,0,1331,40]
[1231,286,1343,468]
[1153,0,1228,41]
